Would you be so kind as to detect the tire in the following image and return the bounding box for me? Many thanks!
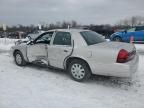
[14,51,26,66]
[68,59,91,82]
[113,36,122,42]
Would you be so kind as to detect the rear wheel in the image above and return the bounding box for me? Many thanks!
[68,59,91,82]
[14,51,26,66]
[113,36,122,42]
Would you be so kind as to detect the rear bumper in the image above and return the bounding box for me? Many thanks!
[122,53,139,77]
[90,54,139,77]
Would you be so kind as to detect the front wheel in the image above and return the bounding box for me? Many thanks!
[113,36,122,42]
[14,51,26,66]
[68,60,91,82]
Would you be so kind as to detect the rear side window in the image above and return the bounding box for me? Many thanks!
[136,26,144,31]
[127,28,136,32]
[80,31,106,45]
[53,32,71,45]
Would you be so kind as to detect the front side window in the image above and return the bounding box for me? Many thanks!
[127,28,136,32]
[53,32,71,45]
[36,32,53,44]
[136,26,144,31]
[80,31,106,45]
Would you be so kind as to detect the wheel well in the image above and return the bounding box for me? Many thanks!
[13,50,20,57]
[66,57,91,72]
[112,35,123,41]
[114,36,122,39]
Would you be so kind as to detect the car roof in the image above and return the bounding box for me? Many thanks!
[46,29,90,33]
[135,26,144,27]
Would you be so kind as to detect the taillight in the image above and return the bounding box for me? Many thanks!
[117,49,129,63]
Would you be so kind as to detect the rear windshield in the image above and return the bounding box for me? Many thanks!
[80,31,106,45]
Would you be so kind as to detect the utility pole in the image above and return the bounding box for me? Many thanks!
[68,25,70,29]
[38,24,42,30]
[2,24,7,44]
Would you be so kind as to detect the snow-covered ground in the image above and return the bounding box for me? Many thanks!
[0,40,144,108]
[0,51,144,108]
[135,44,144,53]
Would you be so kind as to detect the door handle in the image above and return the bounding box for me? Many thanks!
[64,50,68,52]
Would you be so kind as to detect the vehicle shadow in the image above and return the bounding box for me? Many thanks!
[25,63,69,77]
[25,63,135,90]
[87,75,135,90]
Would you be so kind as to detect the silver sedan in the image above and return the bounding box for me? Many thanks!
[11,29,139,82]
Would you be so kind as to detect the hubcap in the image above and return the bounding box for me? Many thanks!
[16,54,22,64]
[71,63,85,79]
[115,37,121,42]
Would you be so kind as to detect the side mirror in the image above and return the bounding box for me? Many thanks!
[27,40,34,45]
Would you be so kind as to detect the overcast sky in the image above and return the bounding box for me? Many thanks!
[0,0,144,26]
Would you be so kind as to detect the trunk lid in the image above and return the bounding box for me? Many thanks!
[90,42,135,53]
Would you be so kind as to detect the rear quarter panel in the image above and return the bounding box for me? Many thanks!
[70,46,120,75]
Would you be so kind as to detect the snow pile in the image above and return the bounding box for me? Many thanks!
[0,38,17,51]
[106,39,110,41]
[0,38,18,44]
[0,43,14,51]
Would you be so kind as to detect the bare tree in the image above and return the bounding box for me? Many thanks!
[62,21,70,28]
[116,16,144,27]
[49,23,55,29]
[71,20,77,27]
[55,21,62,28]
